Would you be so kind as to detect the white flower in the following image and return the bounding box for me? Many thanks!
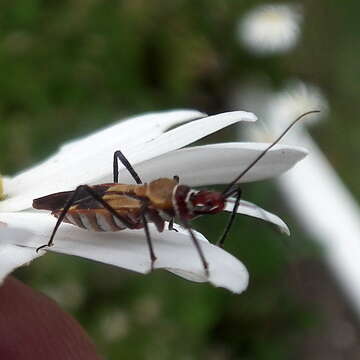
[263,98,360,317]
[275,131,360,317]
[238,4,302,55]
[267,80,329,129]
[99,308,130,341]
[0,109,307,293]
[41,279,85,310]
[234,80,360,316]
[232,80,328,138]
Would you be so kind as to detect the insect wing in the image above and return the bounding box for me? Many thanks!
[33,184,112,211]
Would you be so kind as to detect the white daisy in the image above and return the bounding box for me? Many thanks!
[234,81,360,316]
[267,80,329,130]
[276,131,360,316]
[232,80,328,139]
[264,106,360,317]
[0,109,307,293]
[238,3,302,55]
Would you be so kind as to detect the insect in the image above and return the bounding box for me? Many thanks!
[33,111,318,275]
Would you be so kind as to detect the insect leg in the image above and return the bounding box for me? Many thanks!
[115,192,157,271]
[36,185,136,252]
[181,220,209,277]
[113,150,142,184]
[168,175,180,231]
[140,205,157,271]
[168,219,178,232]
[217,188,242,248]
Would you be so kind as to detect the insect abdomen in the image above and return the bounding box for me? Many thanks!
[47,179,178,233]
[57,209,130,232]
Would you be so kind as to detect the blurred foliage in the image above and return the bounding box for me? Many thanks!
[1,0,360,359]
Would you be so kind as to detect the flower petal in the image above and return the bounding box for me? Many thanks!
[106,142,307,186]
[225,198,290,235]
[0,227,43,283]
[118,111,256,169]
[1,212,248,293]
[2,111,255,212]
[276,130,360,316]
[1,110,205,212]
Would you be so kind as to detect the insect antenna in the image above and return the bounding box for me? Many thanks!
[217,188,242,247]
[221,110,320,198]
[216,110,319,248]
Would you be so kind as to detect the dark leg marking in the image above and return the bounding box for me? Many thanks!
[168,175,179,232]
[168,218,178,232]
[181,220,209,277]
[172,175,208,276]
[139,204,157,271]
[217,188,242,248]
[36,185,136,252]
[113,150,142,184]
[116,192,158,270]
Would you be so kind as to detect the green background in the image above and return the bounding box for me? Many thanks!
[1,1,359,359]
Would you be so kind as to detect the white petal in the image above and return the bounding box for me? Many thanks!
[119,111,256,167]
[225,198,290,235]
[1,110,205,212]
[2,212,248,293]
[0,227,43,282]
[107,142,307,186]
[276,130,360,316]
[58,109,205,155]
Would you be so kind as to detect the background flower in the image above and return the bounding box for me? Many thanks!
[238,3,302,55]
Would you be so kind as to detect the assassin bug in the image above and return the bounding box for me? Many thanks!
[33,111,318,275]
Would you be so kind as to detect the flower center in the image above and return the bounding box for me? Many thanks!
[263,11,283,24]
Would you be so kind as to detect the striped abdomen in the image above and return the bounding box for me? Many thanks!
[57,209,139,232]
[33,178,198,233]
[54,206,172,233]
